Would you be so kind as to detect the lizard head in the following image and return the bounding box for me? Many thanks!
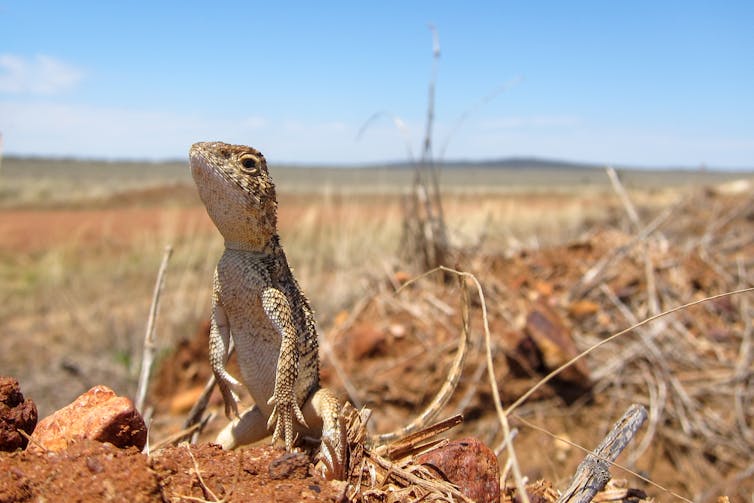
[189,141,278,251]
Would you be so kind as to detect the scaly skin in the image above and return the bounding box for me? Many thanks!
[189,141,344,479]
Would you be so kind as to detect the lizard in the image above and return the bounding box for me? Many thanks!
[189,141,470,480]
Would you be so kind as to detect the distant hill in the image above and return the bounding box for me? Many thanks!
[2,155,751,202]
[378,156,752,173]
[383,157,604,171]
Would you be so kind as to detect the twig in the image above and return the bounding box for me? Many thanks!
[419,23,449,270]
[557,404,648,503]
[16,429,48,452]
[150,421,202,451]
[493,427,518,457]
[135,244,173,414]
[184,444,226,502]
[364,449,472,502]
[605,166,641,226]
[605,165,661,315]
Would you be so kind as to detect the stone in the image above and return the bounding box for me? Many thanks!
[29,385,146,452]
[417,437,500,503]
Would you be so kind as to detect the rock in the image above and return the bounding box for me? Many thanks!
[0,376,38,451]
[30,385,146,452]
[525,301,590,384]
[417,437,500,503]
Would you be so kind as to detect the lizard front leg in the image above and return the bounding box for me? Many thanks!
[210,274,242,419]
[261,287,308,451]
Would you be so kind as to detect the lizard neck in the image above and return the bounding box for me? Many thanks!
[224,234,284,258]
[224,240,272,254]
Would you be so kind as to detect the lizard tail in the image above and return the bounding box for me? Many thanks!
[374,277,472,444]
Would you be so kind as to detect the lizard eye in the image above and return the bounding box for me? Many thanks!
[239,154,260,174]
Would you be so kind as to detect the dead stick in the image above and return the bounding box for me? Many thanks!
[135,244,173,414]
[606,165,660,315]
[557,403,648,503]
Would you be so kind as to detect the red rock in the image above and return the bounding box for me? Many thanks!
[417,437,500,503]
[29,385,146,452]
[0,376,38,451]
[525,302,590,384]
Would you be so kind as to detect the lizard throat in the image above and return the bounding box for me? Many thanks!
[224,239,275,254]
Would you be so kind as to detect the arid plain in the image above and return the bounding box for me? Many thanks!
[1,156,752,501]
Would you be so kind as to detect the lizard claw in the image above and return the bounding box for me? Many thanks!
[216,372,242,419]
[267,394,308,451]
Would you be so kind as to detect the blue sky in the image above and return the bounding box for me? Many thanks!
[1,1,753,168]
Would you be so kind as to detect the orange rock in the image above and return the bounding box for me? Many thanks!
[30,385,146,452]
[417,437,500,503]
[525,302,590,386]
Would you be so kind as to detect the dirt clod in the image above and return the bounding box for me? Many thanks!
[0,377,38,452]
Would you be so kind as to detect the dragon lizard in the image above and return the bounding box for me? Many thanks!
[189,141,468,480]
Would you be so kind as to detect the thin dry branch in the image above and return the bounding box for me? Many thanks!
[135,244,173,414]
[557,404,648,503]
[605,165,660,315]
